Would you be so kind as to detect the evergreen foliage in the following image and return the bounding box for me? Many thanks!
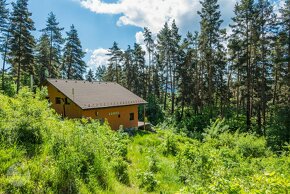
[8,0,36,93]
[62,25,86,80]
[40,12,64,80]
[0,0,9,91]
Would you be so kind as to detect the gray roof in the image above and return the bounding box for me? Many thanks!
[46,79,147,109]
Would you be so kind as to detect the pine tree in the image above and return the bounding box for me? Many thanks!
[152,51,161,99]
[198,0,224,115]
[8,0,36,93]
[122,45,134,90]
[177,35,193,118]
[35,34,50,84]
[177,32,200,116]
[254,0,276,133]
[41,12,64,78]
[169,20,181,114]
[0,0,9,90]
[0,0,9,51]
[215,29,227,117]
[106,41,123,83]
[280,0,290,104]
[230,0,257,129]
[86,69,94,82]
[132,43,146,97]
[143,27,154,93]
[157,23,171,110]
[62,25,86,80]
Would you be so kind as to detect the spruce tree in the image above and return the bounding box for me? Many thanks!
[62,25,86,80]
[8,0,36,93]
[41,12,64,78]
[86,69,94,82]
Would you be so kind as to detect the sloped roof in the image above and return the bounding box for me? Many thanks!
[46,79,147,110]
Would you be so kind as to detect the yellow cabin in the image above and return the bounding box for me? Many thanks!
[44,79,147,130]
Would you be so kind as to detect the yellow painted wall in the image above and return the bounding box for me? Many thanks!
[47,83,83,118]
[47,83,139,130]
[83,105,139,130]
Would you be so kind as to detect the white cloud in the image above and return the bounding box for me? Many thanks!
[87,48,110,71]
[80,0,238,67]
[135,31,144,45]
[79,0,237,34]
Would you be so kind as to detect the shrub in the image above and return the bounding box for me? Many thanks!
[235,133,267,158]
[161,134,179,156]
[137,171,159,192]
[0,88,129,193]
[267,106,290,151]
[112,158,130,185]
[148,154,159,173]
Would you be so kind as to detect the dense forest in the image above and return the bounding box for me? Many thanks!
[1,0,290,142]
[0,0,290,193]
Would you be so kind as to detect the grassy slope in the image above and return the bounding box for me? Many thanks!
[108,130,181,193]
[0,89,290,193]
[115,128,290,193]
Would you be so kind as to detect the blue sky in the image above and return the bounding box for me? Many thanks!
[2,0,283,71]
[27,0,142,64]
[28,0,142,49]
[26,0,237,69]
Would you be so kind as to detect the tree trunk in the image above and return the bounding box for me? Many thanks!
[236,58,240,118]
[288,28,290,105]
[273,65,278,106]
[1,32,9,91]
[49,30,53,78]
[246,15,251,130]
[16,25,22,94]
[181,96,185,119]
[163,61,168,110]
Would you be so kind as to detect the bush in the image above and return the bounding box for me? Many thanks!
[267,106,290,151]
[235,133,268,158]
[161,134,179,156]
[137,171,159,192]
[0,88,129,193]
[112,158,130,185]
[148,154,159,173]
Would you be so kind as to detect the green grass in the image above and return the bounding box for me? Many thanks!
[126,130,181,193]
[0,88,290,193]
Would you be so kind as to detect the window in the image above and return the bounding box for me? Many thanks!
[64,98,70,105]
[55,97,61,104]
[130,113,134,121]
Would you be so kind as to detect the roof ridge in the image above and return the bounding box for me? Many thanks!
[46,78,116,84]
